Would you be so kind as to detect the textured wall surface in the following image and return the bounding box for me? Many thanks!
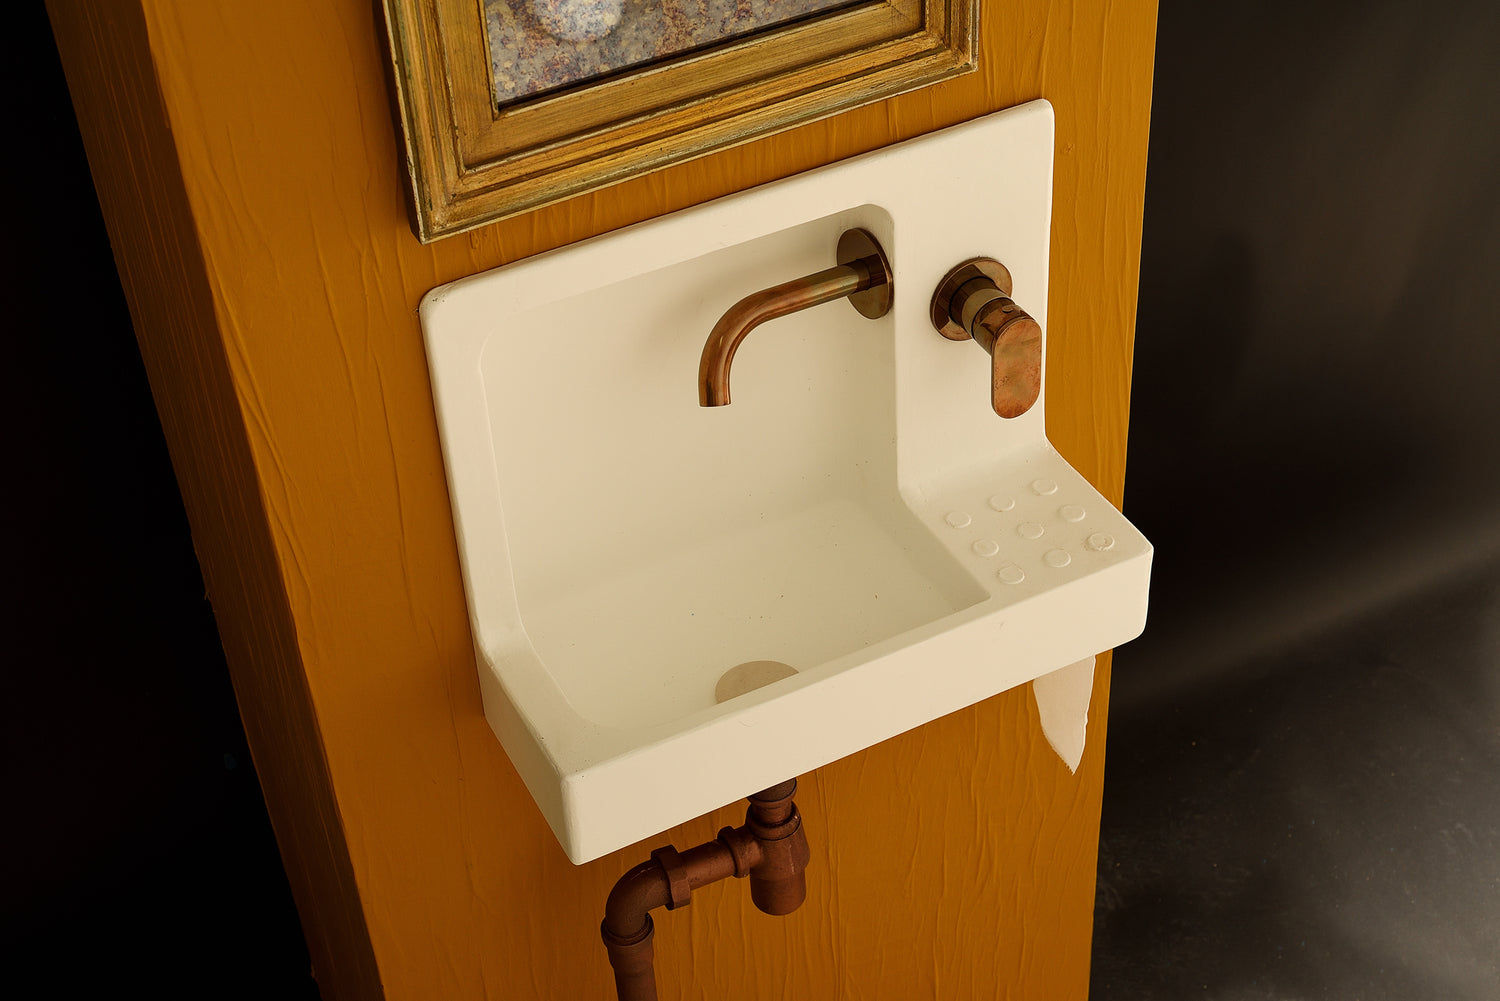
[50,1,1156,997]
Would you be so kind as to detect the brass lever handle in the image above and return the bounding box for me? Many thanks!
[929,258,1042,419]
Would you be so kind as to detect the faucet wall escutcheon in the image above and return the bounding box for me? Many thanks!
[929,258,1043,419]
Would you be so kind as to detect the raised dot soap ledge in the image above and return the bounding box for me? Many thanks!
[921,450,1140,599]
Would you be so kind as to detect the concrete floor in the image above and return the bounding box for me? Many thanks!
[1093,560,1500,999]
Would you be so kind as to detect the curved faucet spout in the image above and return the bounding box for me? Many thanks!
[698,228,893,406]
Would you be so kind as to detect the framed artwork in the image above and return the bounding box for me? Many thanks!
[381,1,980,242]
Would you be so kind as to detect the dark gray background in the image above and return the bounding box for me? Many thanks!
[7,1,1497,997]
[1093,2,1500,998]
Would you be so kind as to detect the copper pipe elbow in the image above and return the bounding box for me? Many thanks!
[602,860,672,942]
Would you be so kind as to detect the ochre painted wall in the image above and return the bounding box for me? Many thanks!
[51,1,1156,997]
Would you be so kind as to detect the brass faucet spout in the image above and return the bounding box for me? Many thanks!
[698,229,893,406]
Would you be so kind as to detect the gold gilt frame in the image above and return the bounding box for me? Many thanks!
[380,1,980,242]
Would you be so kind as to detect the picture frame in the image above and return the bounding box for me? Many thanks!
[380,1,981,242]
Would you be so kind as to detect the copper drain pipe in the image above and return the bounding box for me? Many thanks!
[600,779,811,1001]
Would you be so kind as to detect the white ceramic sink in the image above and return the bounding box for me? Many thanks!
[421,100,1151,863]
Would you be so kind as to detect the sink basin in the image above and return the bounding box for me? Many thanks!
[421,100,1151,863]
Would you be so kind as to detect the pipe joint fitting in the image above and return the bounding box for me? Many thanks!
[747,803,802,843]
[600,912,654,950]
[716,825,763,878]
[649,846,692,910]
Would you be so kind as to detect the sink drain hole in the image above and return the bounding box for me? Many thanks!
[714,660,798,704]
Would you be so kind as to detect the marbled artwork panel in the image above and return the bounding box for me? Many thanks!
[485,0,859,105]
